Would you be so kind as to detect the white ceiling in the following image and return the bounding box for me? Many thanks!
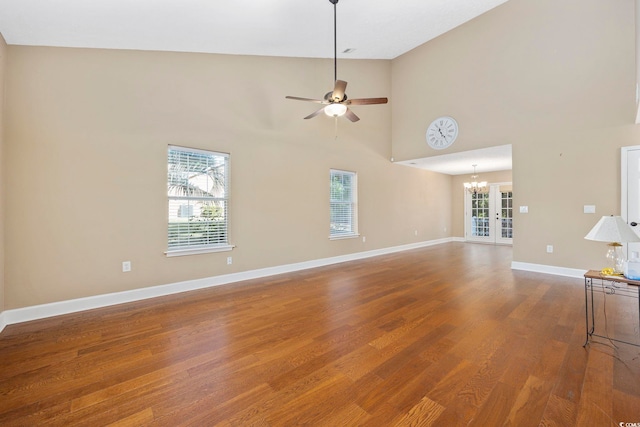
[395,145,512,175]
[0,0,513,173]
[0,0,509,60]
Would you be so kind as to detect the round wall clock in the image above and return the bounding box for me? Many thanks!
[426,116,458,150]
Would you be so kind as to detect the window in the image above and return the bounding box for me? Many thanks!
[330,169,358,239]
[167,146,232,256]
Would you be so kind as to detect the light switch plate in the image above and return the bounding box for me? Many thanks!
[519,206,529,214]
[584,205,596,214]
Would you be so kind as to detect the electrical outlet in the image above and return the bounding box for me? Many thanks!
[414,230,418,236]
[546,245,553,254]
[227,256,233,265]
[122,261,131,272]
[362,236,366,243]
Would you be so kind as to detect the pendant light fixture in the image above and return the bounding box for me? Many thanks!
[463,164,487,195]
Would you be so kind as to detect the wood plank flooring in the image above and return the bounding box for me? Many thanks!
[1,243,639,426]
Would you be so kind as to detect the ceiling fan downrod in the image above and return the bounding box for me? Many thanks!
[331,0,338,83]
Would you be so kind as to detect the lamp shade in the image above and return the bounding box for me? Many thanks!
[584,215,640,243]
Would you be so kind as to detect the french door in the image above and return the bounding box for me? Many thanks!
[464,183,513,245]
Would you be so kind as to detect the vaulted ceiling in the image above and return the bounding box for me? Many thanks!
[0,0,508,60]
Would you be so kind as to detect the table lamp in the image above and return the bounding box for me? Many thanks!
[584,215,640,274]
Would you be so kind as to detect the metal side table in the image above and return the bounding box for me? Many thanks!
[583,270,640,348]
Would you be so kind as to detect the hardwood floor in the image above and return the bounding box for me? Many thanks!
[1,243,639,426]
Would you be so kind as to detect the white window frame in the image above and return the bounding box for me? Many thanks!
[166,145,233,257]
[330,169,359,240]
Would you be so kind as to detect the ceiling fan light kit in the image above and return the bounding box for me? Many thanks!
[325,103,348,117]
[286,0,388,122]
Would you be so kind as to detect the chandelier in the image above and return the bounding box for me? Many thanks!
[463,164,487,195]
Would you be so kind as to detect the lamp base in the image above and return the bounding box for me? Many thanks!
[606,242,625,274]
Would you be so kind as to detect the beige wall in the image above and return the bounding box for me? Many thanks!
[393,0,638,269]
[451,170,513,238]
[0,33,6,312]
[4,47,452,309]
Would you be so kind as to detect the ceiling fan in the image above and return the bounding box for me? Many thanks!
[285,0,388,122]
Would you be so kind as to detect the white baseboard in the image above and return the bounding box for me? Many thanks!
[0,311,6,334]
[0,238,454,331]
[511,261,586,279]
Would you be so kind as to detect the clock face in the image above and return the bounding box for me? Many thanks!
[426,116,458,150]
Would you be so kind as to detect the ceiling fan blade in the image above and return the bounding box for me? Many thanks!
[331,80,348,102]
[304,107,326,120]
[346,97,388,105]
[286,96,327,104]
[344,108,360,122]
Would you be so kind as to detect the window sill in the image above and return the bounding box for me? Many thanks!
[165,244,235,257]
[329,233,360,241]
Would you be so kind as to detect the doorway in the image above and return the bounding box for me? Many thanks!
[621,146,640,257]
[464,183,513,245]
